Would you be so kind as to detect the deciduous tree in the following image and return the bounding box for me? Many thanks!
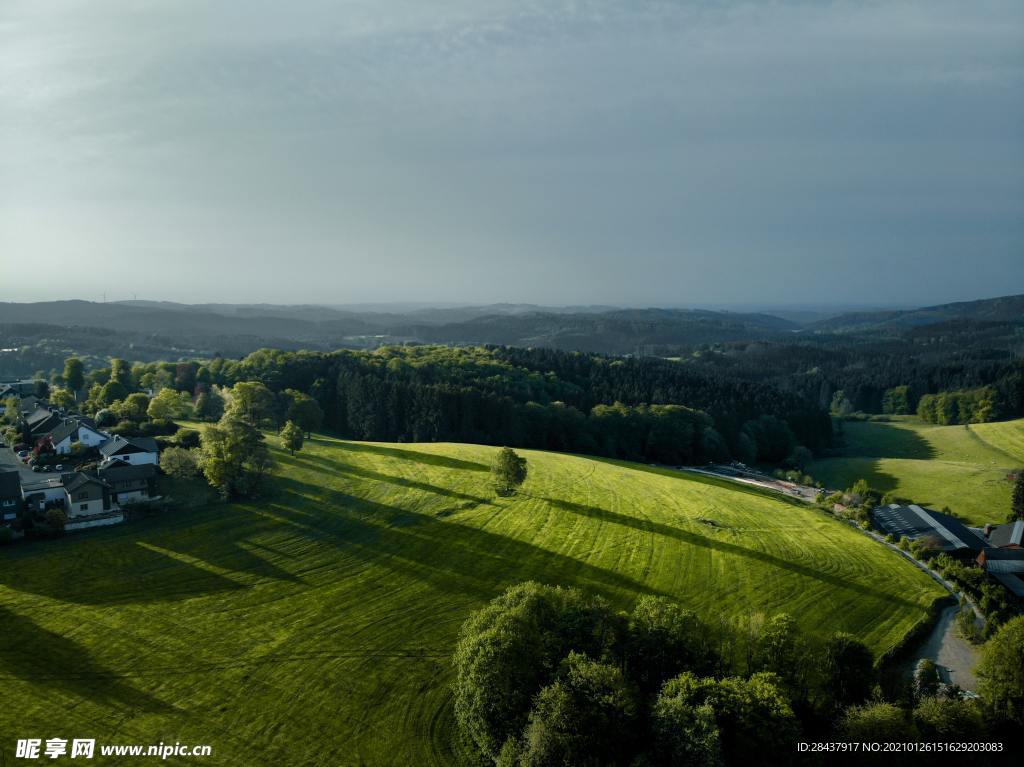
[280,420,304,455]
[199,418,273,499]
[492,447,527,497]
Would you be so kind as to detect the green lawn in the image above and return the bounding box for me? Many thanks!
[808,417,1023,526]
[0,437,945,766]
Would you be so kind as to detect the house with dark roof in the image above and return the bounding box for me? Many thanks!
[98,463,157,504]
[872,503,987,559]
[0,380,41,398]
[61,472,113,518]
[50,418,109,455]
[99,435,158,467]
[16,395,42,416]
[24,407,61,437]
[0,470,22,523]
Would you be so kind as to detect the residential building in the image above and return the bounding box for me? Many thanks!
[61,472,113,518]
[98,463,158,504]
[0,470,22,523]
[24,407,62,437]
[50,418,109,455]
[99,435,159,467]
[20,476,70,512]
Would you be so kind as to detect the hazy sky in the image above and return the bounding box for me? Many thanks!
[2,1,1022,306]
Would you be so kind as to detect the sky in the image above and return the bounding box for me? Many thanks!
[1,0,1022,307]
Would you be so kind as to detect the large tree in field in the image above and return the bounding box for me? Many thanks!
[199,418,273,499]
[280,420,304,455]
[491,447,528,497]
[63,357,85,396]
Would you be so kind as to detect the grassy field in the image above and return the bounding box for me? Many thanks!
[808,417,1024,526]
[0,437,945,766]
[970,418,1024,465]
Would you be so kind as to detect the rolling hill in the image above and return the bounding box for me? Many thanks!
[0,436,945,765]
[811,293,1024,333]
[808,417,1024,526]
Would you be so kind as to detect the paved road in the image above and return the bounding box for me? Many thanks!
[0,445,46,481]
[900,605,979,692]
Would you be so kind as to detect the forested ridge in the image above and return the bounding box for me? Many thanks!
[54,345,829,467]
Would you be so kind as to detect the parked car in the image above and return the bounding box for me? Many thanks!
[17,450,29,459]
[54,464,65,472]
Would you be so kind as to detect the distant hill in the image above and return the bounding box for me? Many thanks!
[811,293,1024,333]
[397,308,799,354]
[0,301,800,371]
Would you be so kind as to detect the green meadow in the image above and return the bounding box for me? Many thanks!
[0,437,945,765]
[808,417,1024,526]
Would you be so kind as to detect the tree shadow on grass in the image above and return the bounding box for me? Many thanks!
[838,421,938,460]
[0,506,302,605]
[282,452,494,507]
[316,440,490,472]
[540,496,926,612]
[267,476,670,605]
[589,458,811,507]
[0,606,172,713]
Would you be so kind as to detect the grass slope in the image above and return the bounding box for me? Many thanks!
[970,418,1024,466]
[808,417,1024,526]
[0,438,944,766]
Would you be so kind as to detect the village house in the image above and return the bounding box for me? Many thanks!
[99,434,159,467]
[98,463,158,505]
[0,470,22,524]
[61,472,113,518]
[49,417,109,455]
[20,475,71,513]
[24,406,62,438]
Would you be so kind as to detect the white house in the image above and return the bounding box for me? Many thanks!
[98,435,159,467]
[20,476,70,511]
[50,418,109,455]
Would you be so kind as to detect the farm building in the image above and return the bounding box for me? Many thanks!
[872,503,986,559]
[977,548,1024,598]
[984,520,1023,549]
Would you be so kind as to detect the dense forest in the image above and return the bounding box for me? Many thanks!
[35,346,832,468]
